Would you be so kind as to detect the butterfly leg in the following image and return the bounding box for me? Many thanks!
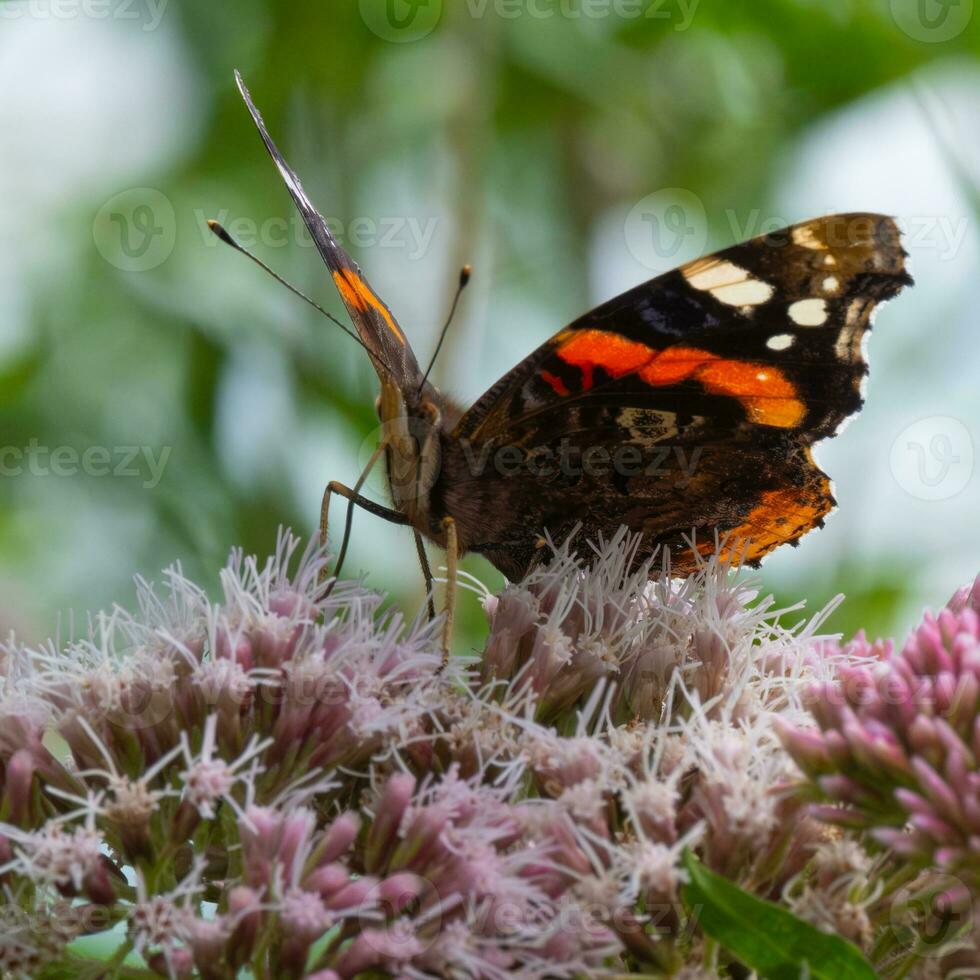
[440,516,458,668]
[318,483,409,594]
[414,531,437,623]
[318,485,440,623]
[318,440,393,590]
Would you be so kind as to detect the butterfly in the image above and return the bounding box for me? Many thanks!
[225,71,912,611]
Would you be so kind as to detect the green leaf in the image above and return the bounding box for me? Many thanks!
[681,851,878,980]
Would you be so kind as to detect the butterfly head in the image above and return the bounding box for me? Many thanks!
[373,373,454,527]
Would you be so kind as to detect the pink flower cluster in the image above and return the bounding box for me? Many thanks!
[1,529,978,977]
[779,578,980,879]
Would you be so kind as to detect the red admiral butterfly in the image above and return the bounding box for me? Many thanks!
[215,72,912,649]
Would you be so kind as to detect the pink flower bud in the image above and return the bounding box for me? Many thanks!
[3,749,36,827]
[184,914,232,971]
[83,860,116,905]
[319,812,360,865]
[227,886,263,967]
[774,718,831,774]
[377,872,424,916]
[365,773,415,873]
[335,928,423,977]
[268,589,315,620]
[148,948,194,978]
[278,809,317,881]
[325,876,378,913]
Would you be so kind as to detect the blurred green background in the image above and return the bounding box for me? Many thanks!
[1,0,978,655]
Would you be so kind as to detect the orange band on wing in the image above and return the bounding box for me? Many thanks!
[696,360,806,428]
[557,329,656,377]
[552,329,804,428]
[638,345,717,385]
[332,269,406,344]
[540,370,571,397]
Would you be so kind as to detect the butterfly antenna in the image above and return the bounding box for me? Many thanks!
[417,264,472,395]
[207,219,377,360]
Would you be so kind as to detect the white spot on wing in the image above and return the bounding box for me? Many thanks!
[712,279,774,306]
[822,275,839,293]
[683,258,773,306]
[792,225,827,250]
[683,258,744,290]
[789,298,828,326]
[766,333,795,351]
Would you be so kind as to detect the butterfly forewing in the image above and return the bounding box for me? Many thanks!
[457,214,909,445]
[235,72,422,390]
[442,213,910,578]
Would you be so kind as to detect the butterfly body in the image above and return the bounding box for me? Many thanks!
[232,72,911,582]
[379,384,457,544]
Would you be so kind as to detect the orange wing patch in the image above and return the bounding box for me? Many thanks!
[696,360,805,428]
[333,269,406,344]
[638,345,716,385]
[557,330,655,378]
[551,329,804,429]
[720,484,833,560]
[669,474,834,575]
